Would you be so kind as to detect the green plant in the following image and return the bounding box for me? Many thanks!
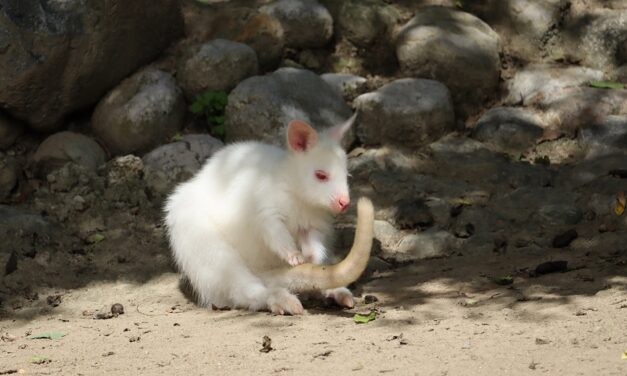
[189,90,228,138]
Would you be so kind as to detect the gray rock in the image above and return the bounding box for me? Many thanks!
[143,134,224,195]
[395,7,501,114]
[190,6,285,71]
[392,230,458,262]
[0,205,52,237]
[354,78,455,148]
[225,68,352,146]
[560,7,627,74]
[472,107,545,153]
[0,112,22,150]
[0,0,183,131]
[465,0,566,59]
[373,220,403,252]
[177,39,258,100]
[562,153,627,186]
[0,158,18,199]
[537,204,584,227]
[504,64,605,105]
[492,187,580,225]
[260,0,333,49]
[92,69,186,156]
[578,115,627,158]
[32,131,106,177]
[321,73,368,100]
[336,0,401,47]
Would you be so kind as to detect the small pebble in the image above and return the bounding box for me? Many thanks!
[111,303,124,316]
[364,295,379,304]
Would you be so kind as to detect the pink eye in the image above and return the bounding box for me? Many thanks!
[315,170,329,182]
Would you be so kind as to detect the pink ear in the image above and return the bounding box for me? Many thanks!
[287,120,318,153]
[327,112,357,142]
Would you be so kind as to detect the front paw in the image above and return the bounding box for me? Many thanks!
[286,252,305,266]
[325,287,355,308]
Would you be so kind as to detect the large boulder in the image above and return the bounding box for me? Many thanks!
[225,68,353,147]
[0,0,183,131]
[260,0,333,49]
[353,78,455,149]
[335,0,401,47]
[471,107,545,154]
[177,39,258,100]
[32,131,106,177]
[395,7,501,115]
[92,69,186,156]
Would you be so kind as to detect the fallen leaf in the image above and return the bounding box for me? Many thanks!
[490,276,513,286]
[86,233,105,244]
[354,310,377,324]
[29,332,65,340]
[260,335,273,353]
[30,355,51,364]
[622,351,627,360]
[615,192,625,216]
[589,80,624,89]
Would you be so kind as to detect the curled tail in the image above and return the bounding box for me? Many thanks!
[268,197,374,292]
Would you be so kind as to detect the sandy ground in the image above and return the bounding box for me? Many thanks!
[2,245,626,375]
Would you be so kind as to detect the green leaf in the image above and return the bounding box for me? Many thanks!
[211,124,225,137]
[490,276,514,286]
[30,355,51,364]
[29,332,66,340]
[172,132,183,142]
[86,233,105,244]
[454,1,464,8]
[354,310,377,324]
[589,81,624,89]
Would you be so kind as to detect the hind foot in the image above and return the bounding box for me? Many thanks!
[267,288,304,315]
[325,287,354,308]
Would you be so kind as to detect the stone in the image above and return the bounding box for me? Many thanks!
[32,131,106,177]
[392,230,458,262]
[504,64,605,105]
[177,39,258,100]
[0,112,22,150]
[471,107,545,153]
[0,158,18,199]
[0,205,52,237]
[143,134,224,195]
[92,69,186,156]
[395,7,501,114]
[353,78,455,148]
[321,73,368,100]
[578,115,627,158]
[0,0,183,131]
[260,0,333,49]
[336,0,401,47]
[225,68,352,147]
[188,6,285,71]
[373,220,403,252]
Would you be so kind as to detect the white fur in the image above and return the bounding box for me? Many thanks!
[164,117,355,314]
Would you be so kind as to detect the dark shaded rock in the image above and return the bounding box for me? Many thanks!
[0,0,183,131]
[552,229,578,248]
[0,112,23,150]
[32,131,106,177]
[354,78,455,148]
[260,0,333,49]
[92,69,186,156]
[472,107,544,153]
[177,39,258,100]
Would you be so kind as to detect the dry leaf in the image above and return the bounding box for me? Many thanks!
[616,192,625,216]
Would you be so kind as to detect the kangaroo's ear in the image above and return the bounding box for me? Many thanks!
[287,120,318,153]
[326,112,357,143]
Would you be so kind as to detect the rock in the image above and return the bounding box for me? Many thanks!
[177,39,258,100]
[552,229,578,248]
[336,0,401,47]
[562,154,627,186]
[504,64,605,105]
[107,156,144,186]
[559,6,627,74]
[471,107,545,153]
[0,112,22,150]
[395,7,501,114]
[373,220,403,252]
[578,115,627,158]
[394,199,434,229]
[92,69,186,156]
[354,78,455,148]
[0,158,18,199]
[464,0,567,59]
[260,0,333,49]
[186,6,285,71]
[1,249,17,276]
[321,73,368,100]
[32,132,106,177]
[537,204,584,226]
[0,205,52,237]
[225,68,352,146]
[143,134,224,195]
[0,0,183,131]
[392,230,458,262]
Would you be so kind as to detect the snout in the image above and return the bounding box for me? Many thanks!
[332,195,350,214]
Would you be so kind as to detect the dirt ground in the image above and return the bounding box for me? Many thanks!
[1,238,626,375]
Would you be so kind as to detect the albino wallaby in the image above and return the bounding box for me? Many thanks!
[164,114,374,315]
